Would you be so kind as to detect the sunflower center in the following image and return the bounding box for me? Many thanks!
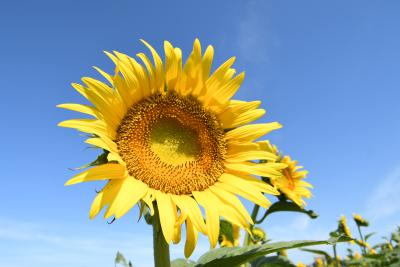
[116,92,226,195]
[150,118,200,165]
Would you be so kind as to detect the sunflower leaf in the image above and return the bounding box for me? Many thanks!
[194,237,350,267]
[255,201,318,224]
[171,259,196,267]
[115,251,131,267]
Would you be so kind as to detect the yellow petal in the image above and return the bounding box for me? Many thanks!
[64,163,127,186]
[89,179,123,219]
[172,195,206,234]
[209,72,245,107]
[141,39,165,92]
[225,162,286,178]
[192,190,220,248]
[202,45,214,78]
[156,192,177,244]
[164,41,180,90]
[209,185,252,223]
[57,103,98,118]
[209,186,251,228]
[214,181,271,208]
[225,122,282,142]
[226,141,278,162]
[85,137,118,154]
[58,119,116,140]
[184,218,198,258]
[93,66,114,86]
[219,172,279,195]
[105,178,148,219]
[136,52,157,94]
[220,109,266,129]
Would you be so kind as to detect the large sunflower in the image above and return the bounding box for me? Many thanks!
[264,141,312,207]
[59,39,285,257]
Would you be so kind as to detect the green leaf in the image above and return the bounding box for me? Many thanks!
[365,232,376,241]
[219,220,234,244]
[194,237,350,267]
[251,256,295,267]
[256,201,318,224]
[171,259,196,267]
[115,251,130,267]
[70,150,109,170]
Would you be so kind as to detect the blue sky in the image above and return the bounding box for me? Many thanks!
[1,0,400,266]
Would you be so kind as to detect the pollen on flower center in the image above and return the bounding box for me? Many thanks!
[150,118,200,165]
[116,92,226,195]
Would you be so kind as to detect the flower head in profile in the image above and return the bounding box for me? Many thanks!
[356,239,371,249]
[338,215,353,241]
[315,258,324,267]
[59,39,285,257]
[354,251,361,260]
[353,213,369,227]
[264,141,312,207]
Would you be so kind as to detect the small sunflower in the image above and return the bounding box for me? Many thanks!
[356,239,371,249]
[353,213,369,227]
[59,39,285,257]
[354,251,361,260]
[315,258,324,267]
[338,215,353,242]
[264,141,312,207]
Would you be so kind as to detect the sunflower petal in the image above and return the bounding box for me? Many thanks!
[156,192,177,244]
[184,218,198,258]
[225,122,282,142]
[193,190,220,248]
[65,164,127,186]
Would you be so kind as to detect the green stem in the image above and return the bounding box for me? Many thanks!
[333,244,339,267]
[244,204,260,245]
[357,225,367,256]
[153,203,170,267]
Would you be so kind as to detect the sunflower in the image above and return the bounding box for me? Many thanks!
[315,258,324,267]
[59,39,285,257]
[353,213,369,227]
[264,141,312,207]
[338,215,353,240]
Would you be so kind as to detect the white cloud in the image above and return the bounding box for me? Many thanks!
[237,0,272,63]
[365,165,400,221]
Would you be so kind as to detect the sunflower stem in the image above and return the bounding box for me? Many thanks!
[244,204,260,245]
[357,225,367,256]
[152,203,170,267]
[333,244,339,267]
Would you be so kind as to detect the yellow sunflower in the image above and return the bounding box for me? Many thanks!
[264,141,312,207]
[59,39,285,257]
[353,213,369,227]
[339,215,353,240]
